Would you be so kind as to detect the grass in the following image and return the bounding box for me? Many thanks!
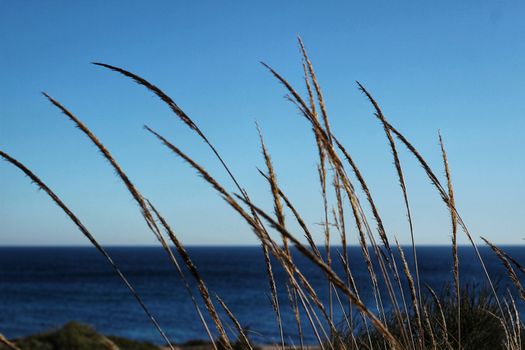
[342,284,523,350]
[1,37,524,349]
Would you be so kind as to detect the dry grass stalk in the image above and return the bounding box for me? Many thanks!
[287,284,305,349]
[337,252,364,329]
[144,123,397,347]
[507,256,525,276]
[379,112,505,319]
[332,137,390,251]
[161,115,336,342]
[481,237,525,301]
[243,186,287,347]
[147,125,317,348]
[301,59,325,175]
[333,135,412,319]
[503,295,524,350]
[391,124,514,341]
[262,242,286,349]
[42,93,161,237]
[101,336,121,350]
[315,105,399,340]
[332,135,415,343]
[92,62,246,201]
[262,62,390,321]
[505,254,525,276]
[250,55,515,350]
[94,59,282,259]
[216,295,253,350]
[481,242,525,277]
[237,197,401,349]
[289,282,332,348]
[248,125,306,347]
[507,294,522,349]
[272,248,321,348]
[425,285,451,349]
[319,162,333,326]
[256,216,339,346]
[258,169,321,259]
[395,239,422,349]
[302,61,317,118]
[301,53,329,258]
[93,62,299,349]
[298,36,332,144]
[331,209,354,332]
[275,66,415,347]
[260,230,333,347]
[283,273,328,349]
[258,170,344,345]
[315,119,389,331]
[43,94,230,349]
[356,82,422,314]
[298,37,336,326]
[257,124,288,253]
[488,309,512,350]
[0,333,22,350]
[92,63,198,133]
[333,177,347,271]
[339,254,372,348]
[142,212,215,347]
[503,299,516,350]
[292,268,340,342]
[147,190,233,350]
[0,151,175,350]
[421,306,437,350]
[438,131,461,347]
[331,280,350,331]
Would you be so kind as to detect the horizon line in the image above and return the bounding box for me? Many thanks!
[1,243,523,248]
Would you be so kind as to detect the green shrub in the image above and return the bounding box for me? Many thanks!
[338,285,524,350]
[10,322,159,350]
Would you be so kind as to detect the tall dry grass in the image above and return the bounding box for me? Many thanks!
[1,38,523,350]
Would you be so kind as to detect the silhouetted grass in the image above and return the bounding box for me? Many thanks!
[335,285,524,350]
[1,38,523,349]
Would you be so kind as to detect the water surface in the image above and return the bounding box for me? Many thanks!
[0,246,523,344]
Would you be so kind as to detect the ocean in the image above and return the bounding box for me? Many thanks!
[0,246,523,345]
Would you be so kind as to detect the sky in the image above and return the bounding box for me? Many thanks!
[0,1,524,246]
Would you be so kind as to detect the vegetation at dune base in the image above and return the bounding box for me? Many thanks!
[0,322,262,350]
[0,322,159,350]
[1,38,524,350]
[344,284,525,350]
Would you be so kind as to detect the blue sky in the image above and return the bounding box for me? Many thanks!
[1,1,524,246]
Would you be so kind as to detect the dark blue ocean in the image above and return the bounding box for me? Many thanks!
[0,246,523,345]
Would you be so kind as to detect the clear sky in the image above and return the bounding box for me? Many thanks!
[1,1,524,246]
